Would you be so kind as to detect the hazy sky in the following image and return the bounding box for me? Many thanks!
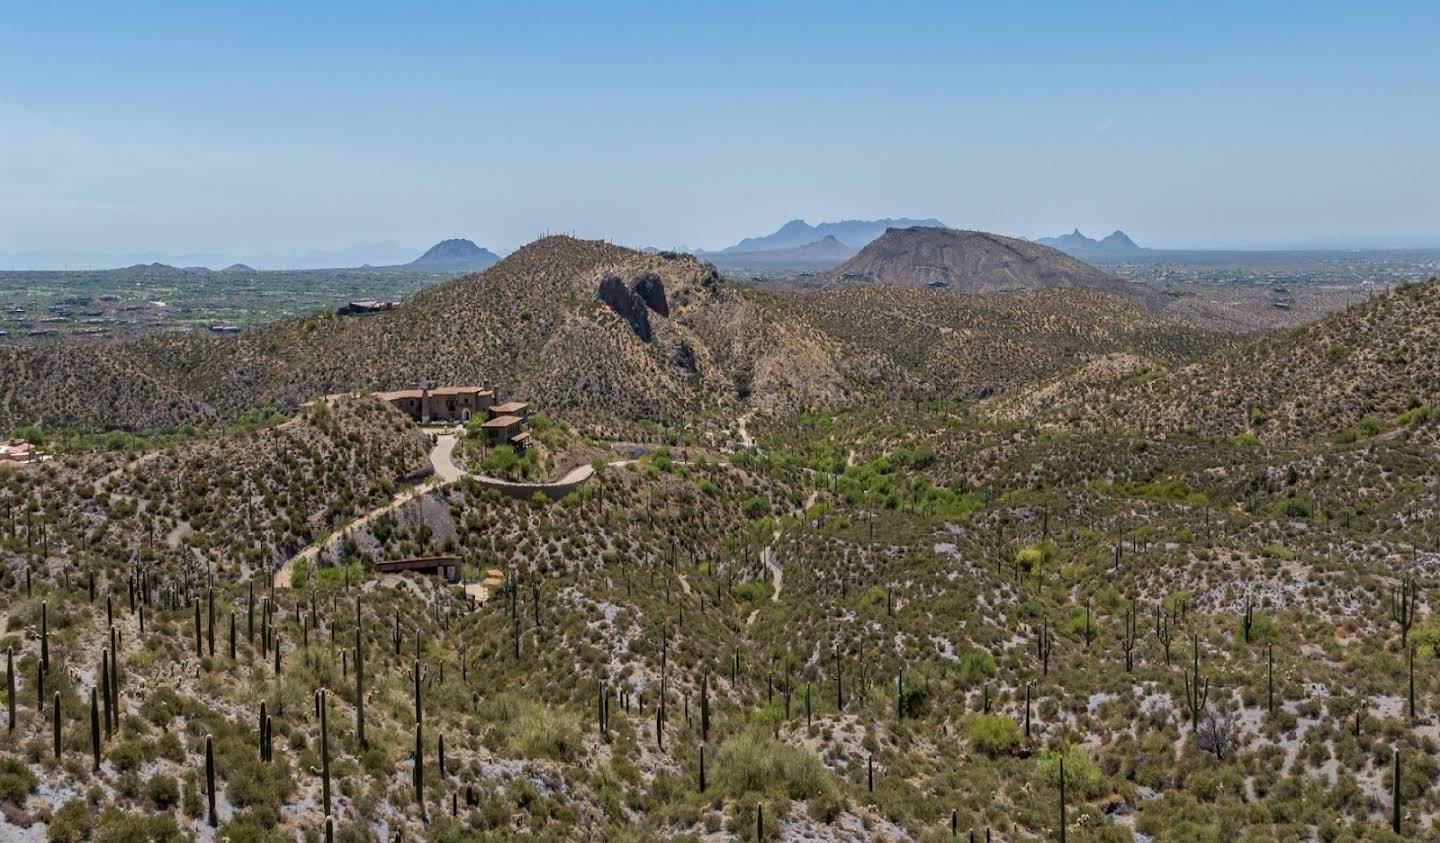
[3,1,1439,267]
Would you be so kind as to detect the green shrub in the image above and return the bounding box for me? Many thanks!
[0,756,38,805]
[954,650,997,685]
[967,714,1022,756]
[1038,745,1104,797]
[714,729,837,801]
[734,581,771,603]
[93,808,184,843]
[48,799,93,842]
[146,773,180,810]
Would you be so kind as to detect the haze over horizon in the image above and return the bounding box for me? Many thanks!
[4,1,1440,269]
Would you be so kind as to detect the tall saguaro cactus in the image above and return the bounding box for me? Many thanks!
[40,602,49,673]
[90,687,101,771]
[413,722,425,813]
[1393,575,1416,646]
[1059,757,1067,843]
[205,733,218,827]
[6,647,14,732]
[355,598,367,750]
[1393,747,1402,834]
[1183,633,1209,731]
[52,692,61,758]
[320,689,332,818]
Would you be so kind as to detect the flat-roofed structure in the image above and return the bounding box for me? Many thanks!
[375,555,461,582]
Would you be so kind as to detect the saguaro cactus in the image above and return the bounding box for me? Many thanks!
[1267,643,1275,715]
[355,599,366,750]
[1025,684,1032,738]
[1393,576,1416,646]
[52,691,61,758]
[6,647,14,732]
[259,701,269,763]
[101,650,113,738]
[1183,633,1209,731]
[1239,593,1253,643]
[320,689,331,818]
[90,687,101,771]
[1408,645,1417,720]
[41,602,49,673]
[205,733,217,827]
[1037,620,1053,676]
[413,722,425,811]
[1154,607,1173,666]
[1393,747,1402,834]
[1059,757,1067,843]
[700,673,710,742]
[1121,604,1138,672]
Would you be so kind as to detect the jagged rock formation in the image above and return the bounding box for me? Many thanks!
[595,272,655,342]
[630,272,669,317]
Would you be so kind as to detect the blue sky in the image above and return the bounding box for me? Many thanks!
[2,1,1438,266]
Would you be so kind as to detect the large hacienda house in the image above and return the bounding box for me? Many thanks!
[373,385,494,423]
[375,385,533,452]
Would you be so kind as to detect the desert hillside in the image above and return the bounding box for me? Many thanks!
[999,277,1440,442]
[1,236,1234,435]
[774,285,1231,401]
[794,226,1150,302]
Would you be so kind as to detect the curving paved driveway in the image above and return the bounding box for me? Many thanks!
[274,432,596,588]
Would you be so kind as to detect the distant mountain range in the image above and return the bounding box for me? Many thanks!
[707,218,946,254]
[1035,229,1146,257]
[3,239,501,275]
[702,235,857,270]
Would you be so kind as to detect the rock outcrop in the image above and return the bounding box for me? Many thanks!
[631,272,669,316]
[595,271,672,342]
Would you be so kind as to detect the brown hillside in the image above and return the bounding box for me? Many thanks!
[33,237,854,432]
[795,226,1151,302]
[773,286,1232,400]
[1021,278,1440,442]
